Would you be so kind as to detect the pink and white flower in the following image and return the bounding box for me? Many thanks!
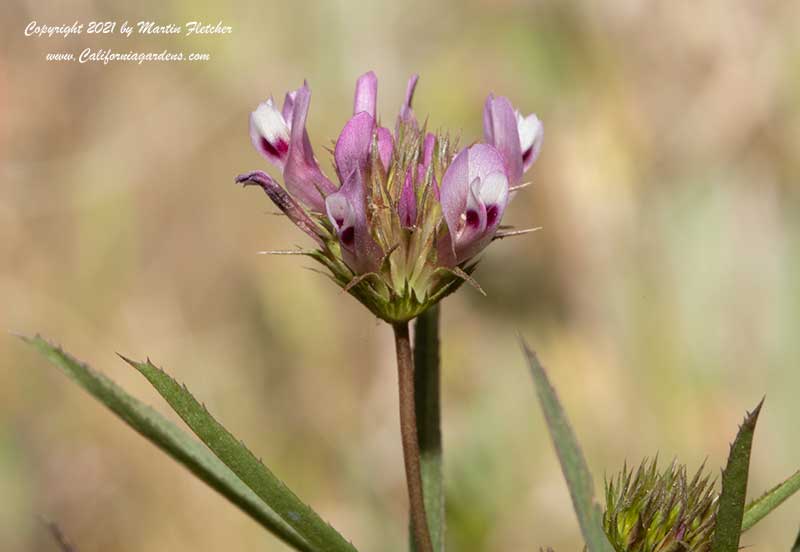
[236,72,543,322]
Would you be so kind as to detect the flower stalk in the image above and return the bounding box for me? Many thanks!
[413,305,444,551]
[393,321,434,552]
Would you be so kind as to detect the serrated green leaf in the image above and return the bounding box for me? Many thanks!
[123,355,357,552]
[742,470,800,532]
[19,335,312,552]
[411,305,444,552]
[711,400,763,552]
[521,342,613,552]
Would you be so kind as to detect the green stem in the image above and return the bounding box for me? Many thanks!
[393,321,434,552]
[741,470,800,532]
[412,305,444,552]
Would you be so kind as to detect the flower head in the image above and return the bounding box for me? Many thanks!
[604,458,718,552]
[237,72,543,322]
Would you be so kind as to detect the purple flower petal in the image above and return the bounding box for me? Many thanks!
[439,144,509,263]
[398,74,419,128]
[483,94,523,186]
[439,147,470,245]
[460,177,487,245]
[281,90,297,126]
[283,82,337,212]
[516,112,544,172]
[466,142,507,183]
[422,132,436,169]
[353,71,378,119]
[249,99,291,169]
[335,111,375,182]
[236,170,324,245]
[325,192,356,246]
[377,126,394,172]
[398,167,417,228]
[325,168,382,274]
[476,171,509,230]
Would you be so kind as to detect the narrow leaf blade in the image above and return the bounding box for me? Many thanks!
[411,305,444,552]
[792,526,800,552]
[742,470,800,532]
[711,400,764,552]
[19,335,312,552]
[123,356,357,552]
[522,342,613,552]
[42,518,76,552]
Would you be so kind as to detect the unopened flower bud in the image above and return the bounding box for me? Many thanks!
[604,458,718,552]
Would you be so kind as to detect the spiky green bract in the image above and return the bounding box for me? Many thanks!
[285,123,477,324]
[710,400,763,552]
[604,459,717,552]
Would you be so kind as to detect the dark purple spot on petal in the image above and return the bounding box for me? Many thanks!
[522,146,533,166]
[402,210,414,228]
[340,226,355,247]
[486,204,499,227]
[465,209,480,228]
[260,137,289,160]
[334,217,344,228]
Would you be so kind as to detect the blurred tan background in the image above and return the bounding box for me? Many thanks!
[2,1,799,550]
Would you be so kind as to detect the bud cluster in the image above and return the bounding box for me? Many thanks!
[604,459,718,552]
